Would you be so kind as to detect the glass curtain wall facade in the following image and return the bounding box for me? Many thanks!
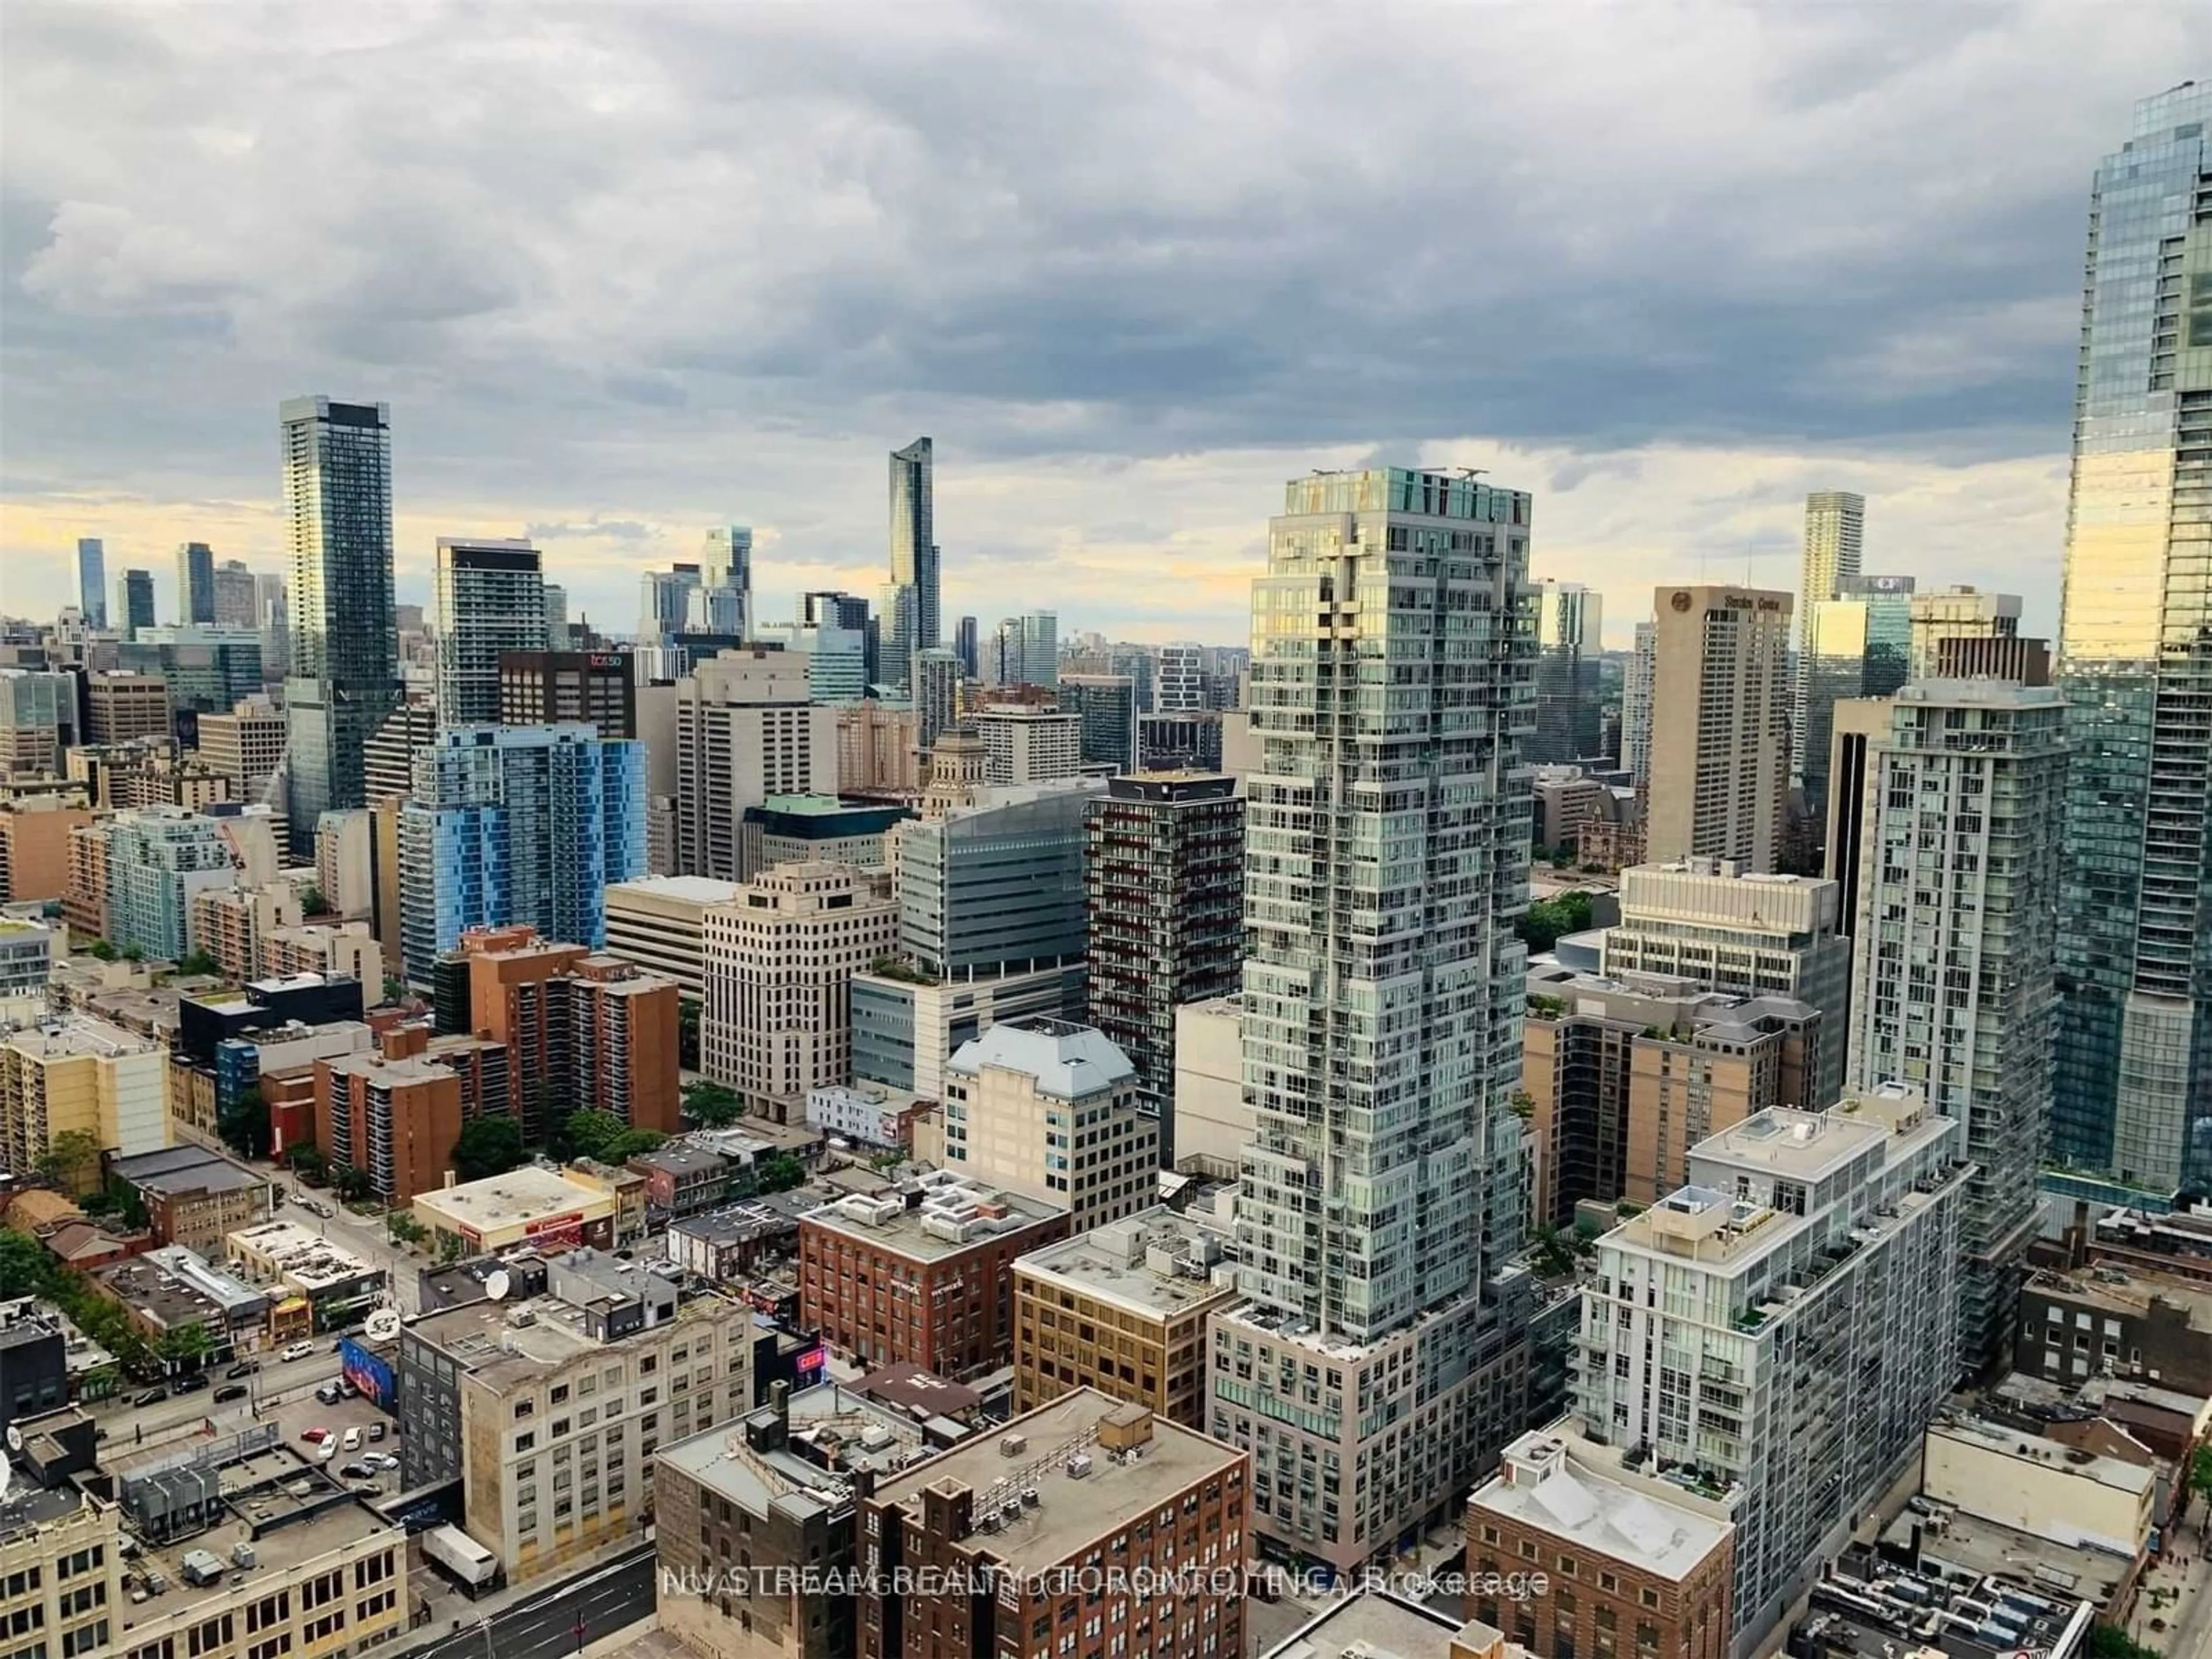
[1528,581,1603,764]
[77,539,105,629]
[119,571,155,638]
[282,397,399,850]
[175,541,216,626]
[1217,467,1535,1573]
[699,527,753,641]
[2054,85,2212,1190]
[1793,491,1865,780]
[434,539,548,726]
[1799,575,1914,825]
[397,724,646,987]
[887,437,939,688]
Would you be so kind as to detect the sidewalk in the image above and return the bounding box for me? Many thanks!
[2133,1510,2212,1655]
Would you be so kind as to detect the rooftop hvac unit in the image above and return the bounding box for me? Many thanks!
[1066,1454,1093,1480]
[999,1434,1028,1458]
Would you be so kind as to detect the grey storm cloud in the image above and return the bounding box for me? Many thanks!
[1,0,2206,635]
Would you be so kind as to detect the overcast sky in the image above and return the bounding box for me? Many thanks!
[3,2,2206,647]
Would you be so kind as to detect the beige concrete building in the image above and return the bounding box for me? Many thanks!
[1600,858,1851,1105]
[314,807,376,919]
[100,1434,411,1659]
[3,1490,123,1659]
[0,1014,169,1174]
[1013,1205,1236,1426]
[1171,994,1249,1177]
[603,874,743,999]
[0,797,93,905]
[400,1267,753,1584]
[260,919,384,989]
[837,700,921,793]
[188,881,304,980]
[934,1016,1157,1232]
[1908,585,2021,679]
[84,670,171,744]
[194,696,287,800]
[1922,1415,2154,1562]
[975,706,1082,785]
[702,861,897,1121]
[676,649,836,880]
[1646,586,1791,872]
[1523,964,1824,1224]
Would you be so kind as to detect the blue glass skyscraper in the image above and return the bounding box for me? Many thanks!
[77,539,105,628]
[2053,84,2212,1191]
[397,725,646,988]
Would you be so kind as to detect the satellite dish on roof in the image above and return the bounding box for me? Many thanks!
[3,1426,20,1454]
[484,1271,511,1303]
[0,1454,13,1504]
[365,1309,402,1342]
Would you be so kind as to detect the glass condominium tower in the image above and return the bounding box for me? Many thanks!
[434,538,548,726]
[2054,84,2212,1191]
[885,436,940,687]
[283,396,400,851]
[1215,468,1533,1574]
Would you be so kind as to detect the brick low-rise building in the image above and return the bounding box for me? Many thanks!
[106,1145,274,1256]
[858,1389,1249,1659]
[626,1144,729,1217]
[1467,1427,1735,1659]
[656,1380,946,1659]
[801,1171,1067,1379]
[316,1043,465,1205]
[1013,1205,1236,1427]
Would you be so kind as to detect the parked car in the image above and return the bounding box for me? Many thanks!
[281,1341,313,1362]
[341,1426,362,1452]
[319,1440,338,1464]
[368,1422,387,1442]
[172,1373,207,1393]
[368,1453,400,1471]
[300,1427,330,1442]
[130,1388,166,1407]
[339,1461,372,1479]
[316,1382,342,1406]
[289,1191,314,1208]
[213,1384,248,1404]
[225,1361,259,1379]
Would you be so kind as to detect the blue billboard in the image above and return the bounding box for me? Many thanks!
[339,1337,397,1411]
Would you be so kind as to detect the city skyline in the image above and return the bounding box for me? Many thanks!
[6,9,2204,641]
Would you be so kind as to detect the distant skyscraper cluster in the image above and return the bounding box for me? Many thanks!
[15,81,2212,1659]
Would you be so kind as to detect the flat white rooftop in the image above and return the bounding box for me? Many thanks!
[1471,1429,1732,1582]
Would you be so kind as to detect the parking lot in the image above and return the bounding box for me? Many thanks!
[94,1339,406,1495]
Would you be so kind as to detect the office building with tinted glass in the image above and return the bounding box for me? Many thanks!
[2054,84,2212,1191]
